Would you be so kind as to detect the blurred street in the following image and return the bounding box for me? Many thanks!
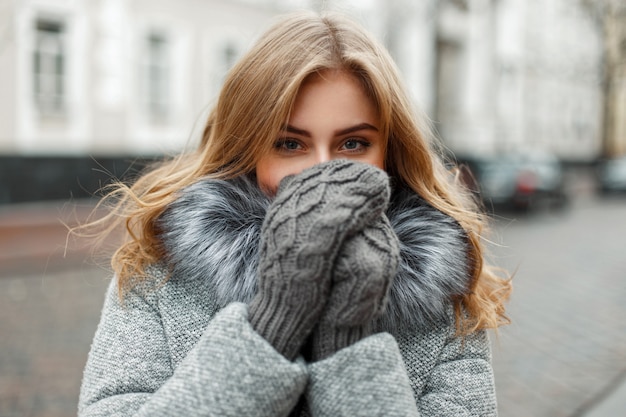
[1,175,625,417]
[488,178,626,416]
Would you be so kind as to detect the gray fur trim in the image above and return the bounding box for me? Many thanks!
[378,187,469,332]
[158,177,469,332]
[158,176,268,306]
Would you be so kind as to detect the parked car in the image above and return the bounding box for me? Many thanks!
[597,156,626,194]
[460,152,568,212]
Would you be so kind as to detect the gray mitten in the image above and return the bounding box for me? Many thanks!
[248,159,391,360]
[310,214,400,361]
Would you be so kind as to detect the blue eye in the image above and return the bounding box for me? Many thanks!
[274,138,302,152]
[342,138,370,152]
[284,140,299,150]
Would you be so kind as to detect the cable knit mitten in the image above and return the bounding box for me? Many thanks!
[310,214,400,361]
[248,159,391,360]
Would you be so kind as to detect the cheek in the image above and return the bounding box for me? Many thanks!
[255,163,278,196]
[256,158,296,196]
[369,154,385,171]
[362,146,386,171]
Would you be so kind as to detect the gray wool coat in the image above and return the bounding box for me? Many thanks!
[78,176,498,416]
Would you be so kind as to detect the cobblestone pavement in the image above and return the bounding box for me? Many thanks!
[0,200,112,417]
[489,195,626,417]
[0,192,625,416]
[0,267,110,417]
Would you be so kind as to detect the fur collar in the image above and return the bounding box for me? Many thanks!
[158,176,470,332]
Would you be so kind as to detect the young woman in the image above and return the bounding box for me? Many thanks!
[79,10,511,416]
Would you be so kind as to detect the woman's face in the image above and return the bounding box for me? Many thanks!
[256,70,385,195]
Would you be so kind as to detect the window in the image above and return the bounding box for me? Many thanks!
[33,19,65,115]
[144,33,170,121]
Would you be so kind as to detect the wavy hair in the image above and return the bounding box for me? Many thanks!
[82,11,510,333]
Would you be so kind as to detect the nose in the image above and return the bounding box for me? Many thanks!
[313,148,332,165]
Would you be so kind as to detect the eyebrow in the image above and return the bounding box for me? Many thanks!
[282,123,379,137]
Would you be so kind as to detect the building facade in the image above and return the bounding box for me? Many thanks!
[0,0,296,156]
[423,0,605,162]
[0,0,618,202]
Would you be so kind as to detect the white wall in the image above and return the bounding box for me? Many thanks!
[1,0,284,155]
[495,0,604,161]
[0,0,607,162]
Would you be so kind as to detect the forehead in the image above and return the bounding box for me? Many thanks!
[299,69,372,100]
[290,70,380,124]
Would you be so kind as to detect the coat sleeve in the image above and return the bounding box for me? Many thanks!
[79,280,308,417]
[417,328,497,416]
[305,327,497,417]
[306,332,420,417]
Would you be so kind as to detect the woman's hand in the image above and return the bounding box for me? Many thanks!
[309,214,400,361]
[248,159,390,360]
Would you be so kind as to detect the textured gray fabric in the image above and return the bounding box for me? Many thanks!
[79,274,308,416]
[393,316,497,416]
[249,160,390,360]
[80,174,498,416]
[79,266,496,416]
[307,333,419,416]
[158,175,470,333]
[310,215,400,360]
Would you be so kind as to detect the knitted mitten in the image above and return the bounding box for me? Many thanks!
[310,214,400,361]
[248,159,390,360]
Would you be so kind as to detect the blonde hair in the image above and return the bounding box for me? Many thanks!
[84,11,510,333]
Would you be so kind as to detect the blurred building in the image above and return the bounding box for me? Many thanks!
[0,0,294,156]
[0,0,619,203]
[371,0,610,163]
[424,0,606,162]
[495,0,605,161]
[0,0,304,202]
